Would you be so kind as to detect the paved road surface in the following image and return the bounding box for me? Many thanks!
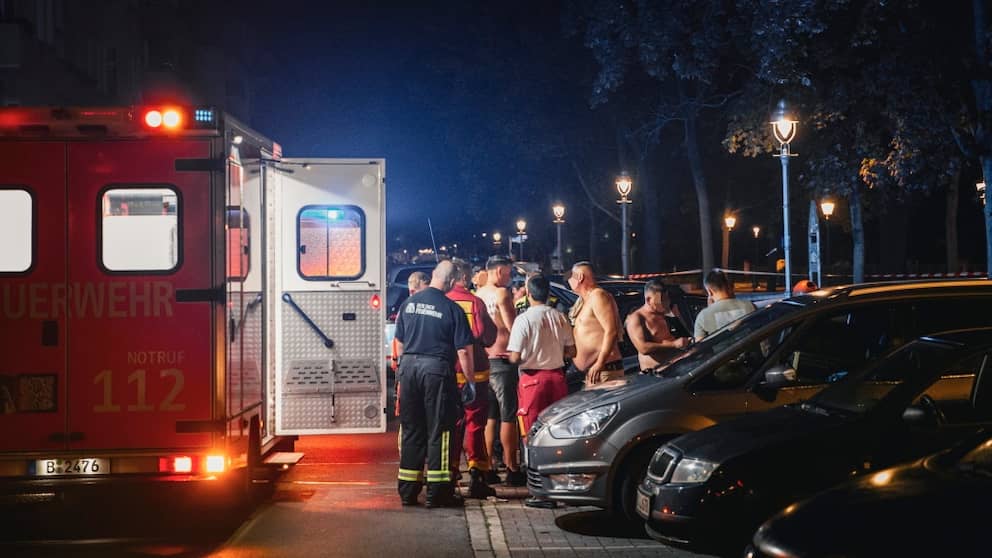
[2,424,714,558]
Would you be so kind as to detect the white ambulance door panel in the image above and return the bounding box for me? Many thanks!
[273,159,385,435]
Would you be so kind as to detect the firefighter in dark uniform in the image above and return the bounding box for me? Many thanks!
[394,261,476,508]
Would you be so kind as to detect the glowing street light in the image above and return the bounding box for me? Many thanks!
[516,219,527,261]
[772,99,799,293]
[552,204,566,272]
[752,225,761,289]
[616,172,633,277]
[721,214,737,269]
[820,199,836,220]
[820,198,836,285]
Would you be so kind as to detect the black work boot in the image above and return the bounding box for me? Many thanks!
[505,469,527,487]
[466,468,497,499]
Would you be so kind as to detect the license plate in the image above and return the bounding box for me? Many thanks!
[35,458,110,476]
[636,491,651,519]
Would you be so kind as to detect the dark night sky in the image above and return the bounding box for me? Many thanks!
[245,1,573,252]
[233,1,988,273]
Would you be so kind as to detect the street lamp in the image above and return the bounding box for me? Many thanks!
[820,199,835,285]
[721,214,737,269]
[752,226,761,289]
[616,172,633,277]
[516,219,527,261]
[492,231,502,251]
[552,203,565,272]
[772,99,799,294]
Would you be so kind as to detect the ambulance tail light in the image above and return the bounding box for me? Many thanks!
[370,293,382,310]
[172,456,193,473]
[204,455,226,474]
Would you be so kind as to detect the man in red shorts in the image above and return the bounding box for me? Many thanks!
[507,273,575,508]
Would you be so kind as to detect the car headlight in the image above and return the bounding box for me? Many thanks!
[548,404,618,439]
[669,457,718,484]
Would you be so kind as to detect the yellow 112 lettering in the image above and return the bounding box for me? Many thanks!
[92,368,185,412]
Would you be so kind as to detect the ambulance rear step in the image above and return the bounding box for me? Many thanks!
[263,452,304,468]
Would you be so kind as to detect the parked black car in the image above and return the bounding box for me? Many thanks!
[637,328,992,554]
[526,280,992,522]
[385,263,438,320]
[748,429,992,558]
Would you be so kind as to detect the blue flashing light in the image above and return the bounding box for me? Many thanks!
[194,108,215,123]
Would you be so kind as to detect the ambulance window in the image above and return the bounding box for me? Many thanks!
[298,205,365,280]
[101,187,179,272]
[0,189,32,273]
[226,207,250,281]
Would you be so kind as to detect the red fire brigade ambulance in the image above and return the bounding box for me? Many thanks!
[0,106,386,504]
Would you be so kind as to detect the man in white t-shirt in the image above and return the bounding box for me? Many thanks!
[507,274,575,439]
[507,273,575,510]
[693,269,757,341]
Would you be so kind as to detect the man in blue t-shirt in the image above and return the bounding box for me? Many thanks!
[394,260,475,508]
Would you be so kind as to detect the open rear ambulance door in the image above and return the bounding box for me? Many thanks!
[270,159,386,434]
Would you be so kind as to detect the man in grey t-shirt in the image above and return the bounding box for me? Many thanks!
[694,269,757,341]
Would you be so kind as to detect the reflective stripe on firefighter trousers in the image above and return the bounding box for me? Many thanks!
[398,468,424,482]
[425,430,451,483]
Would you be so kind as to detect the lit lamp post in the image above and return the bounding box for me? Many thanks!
[516,219,527,261]
[552,203,565,272]
[492,231,502,252]
[772,99,799,294]
[820,199,835,286]
[616,172,633,277]
[722,214,737,269]
[752,226,761,289]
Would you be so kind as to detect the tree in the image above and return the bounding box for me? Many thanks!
[566,0,755,277]
[727,0,977,281]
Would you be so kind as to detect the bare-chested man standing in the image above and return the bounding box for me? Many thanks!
[566,262,624,388]
[625,278,691,372]
[475,255,525,486]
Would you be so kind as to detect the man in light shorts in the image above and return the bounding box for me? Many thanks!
[475,255,525,486]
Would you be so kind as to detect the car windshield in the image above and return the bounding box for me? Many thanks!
[809,340,964,415]
[657,302,802,378]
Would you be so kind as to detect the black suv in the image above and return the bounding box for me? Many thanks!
[524,280,992,520]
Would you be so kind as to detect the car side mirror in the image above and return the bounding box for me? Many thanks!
[902,405,928,424]
[764,364,797,388]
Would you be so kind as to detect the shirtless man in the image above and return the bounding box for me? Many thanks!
[625,278,691,372]
[475,255,524,486]
[566,261,623,387]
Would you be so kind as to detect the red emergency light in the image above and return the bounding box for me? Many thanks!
[142,107,184,130]
[370,293,381,310]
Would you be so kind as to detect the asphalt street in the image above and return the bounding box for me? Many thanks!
[2,425,714,558]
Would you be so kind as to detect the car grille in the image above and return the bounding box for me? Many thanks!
[647,447,678,481]
[526,467,543,491]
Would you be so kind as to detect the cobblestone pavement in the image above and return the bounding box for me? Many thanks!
[463,488,713,558]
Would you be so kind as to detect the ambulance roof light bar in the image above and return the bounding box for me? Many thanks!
[0,105,219,137]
